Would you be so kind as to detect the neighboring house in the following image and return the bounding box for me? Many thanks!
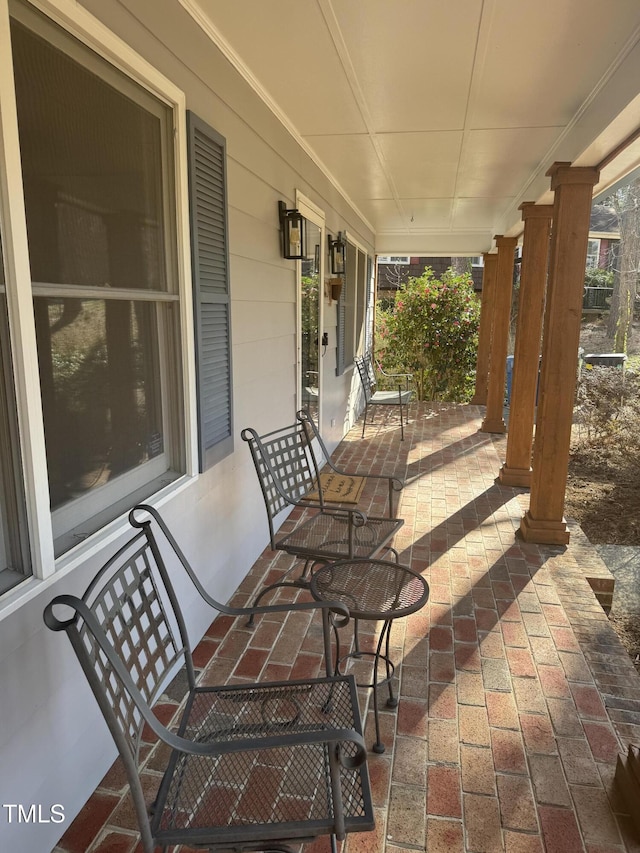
[376,211,618,311]
[583,204,620,310]
[588,203,620,273]
[377,256,484,296]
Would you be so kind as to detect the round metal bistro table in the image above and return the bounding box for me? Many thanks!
[310,557,429,753]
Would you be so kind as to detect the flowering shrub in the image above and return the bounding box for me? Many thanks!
[376,266,480,401]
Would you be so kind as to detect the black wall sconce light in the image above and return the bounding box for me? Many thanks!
[328,231,346,275]
[278,201,306,259]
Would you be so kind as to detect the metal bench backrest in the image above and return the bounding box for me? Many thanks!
[43,509,196,839]
[45,519,194,756]
[242,420,323,548]
[354,355,376,402]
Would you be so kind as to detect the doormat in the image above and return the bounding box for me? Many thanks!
[305,471,365,504]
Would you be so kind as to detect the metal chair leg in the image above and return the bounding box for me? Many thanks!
[384,621,397,708]
[372,621,394,754]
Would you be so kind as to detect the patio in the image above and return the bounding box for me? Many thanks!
[54,403,640,853]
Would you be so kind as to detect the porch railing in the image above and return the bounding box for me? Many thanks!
[583,286,613,310]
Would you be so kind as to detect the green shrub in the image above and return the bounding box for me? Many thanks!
[376,266,480,401]
[584,267,614,289]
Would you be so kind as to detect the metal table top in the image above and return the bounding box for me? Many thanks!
[310,558,429,621]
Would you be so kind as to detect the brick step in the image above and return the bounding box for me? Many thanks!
[566,520,615,610]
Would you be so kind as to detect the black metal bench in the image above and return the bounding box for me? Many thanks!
[354,354,413,440]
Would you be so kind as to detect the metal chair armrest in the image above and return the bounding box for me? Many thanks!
[323,467,404,492]
[296,409,404,516]
[287,495,367,525]
[235,599,350,675]
[173,718,369,767]
[379,367,413,380]
[320,468,404,519]
[376,361,413,390]
[228,597,349,627]
[45,594,365,764]
[128,504,351,674]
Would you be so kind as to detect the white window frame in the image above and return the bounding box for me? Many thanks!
[335,231,371,374]
[0,0,196,607]
[586,238,601,269]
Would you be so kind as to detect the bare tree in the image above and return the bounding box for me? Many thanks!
[378,263,408,291]
[450,256,471,277]
[607,176,640,351]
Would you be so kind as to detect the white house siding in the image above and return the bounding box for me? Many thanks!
[0,1,374,850]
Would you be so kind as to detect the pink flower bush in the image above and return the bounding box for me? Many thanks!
[375,265,480,401]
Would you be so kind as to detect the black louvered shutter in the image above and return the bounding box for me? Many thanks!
[187,112,233,470]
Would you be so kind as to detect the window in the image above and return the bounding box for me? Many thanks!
[299,217,323,427]
[187,113,233,470]
[336,239,369,374]
[586,238,601,269]
[0,235,31,594]
[11,3,184,555]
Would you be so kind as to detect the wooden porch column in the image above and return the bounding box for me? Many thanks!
[480,235,517,434]
[471,252,497,405]
[499,203,553,487]
[520,163,599,544]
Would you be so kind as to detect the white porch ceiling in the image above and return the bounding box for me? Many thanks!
[180,0,640,254]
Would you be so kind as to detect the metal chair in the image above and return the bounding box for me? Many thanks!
[297,408,404,517]
[43,504,374,853]
[241,409,405,610]
[354,354,413,440]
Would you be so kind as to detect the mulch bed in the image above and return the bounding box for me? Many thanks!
[566,442,640,670]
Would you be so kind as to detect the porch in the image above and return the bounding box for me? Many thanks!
[54,403,640,853]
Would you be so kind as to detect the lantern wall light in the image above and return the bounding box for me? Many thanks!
[278,201,306,260]
[328,232,346,275]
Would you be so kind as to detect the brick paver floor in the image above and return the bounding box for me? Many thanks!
[54,403,640,853]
